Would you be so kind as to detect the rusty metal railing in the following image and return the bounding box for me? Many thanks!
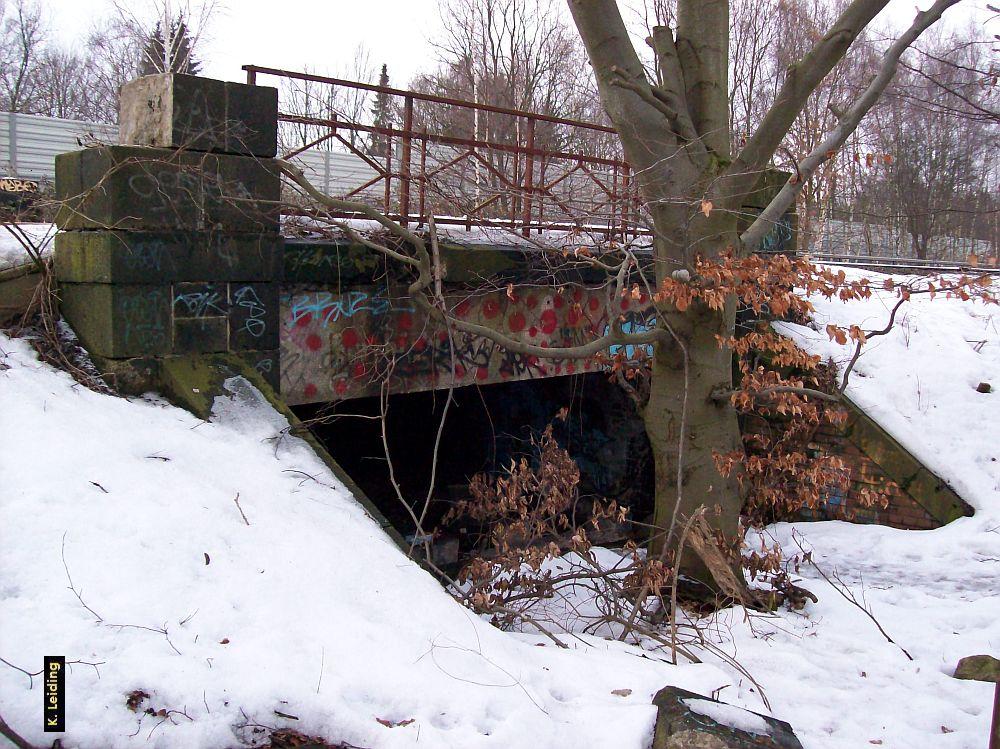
[244,65,645,240]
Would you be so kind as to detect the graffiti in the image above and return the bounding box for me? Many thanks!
[605,310,657,360]
[0,177,39,193]
[124,240,171,273]
[174,289,227,318]
[120,292,167,349]
[285,245,341,273]
[233,285,268,338]
[280,283,656,404]
[287,289,415,328]
[760,214,794,254]
[127,170,202,214]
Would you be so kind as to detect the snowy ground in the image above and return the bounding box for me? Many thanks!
[0,334,731,749]
[1,266,997,748]
[0,224,55,272]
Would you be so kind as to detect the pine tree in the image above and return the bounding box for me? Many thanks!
[368,64,393,159]
[139,16,201,76]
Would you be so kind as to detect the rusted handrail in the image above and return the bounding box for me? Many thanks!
[246,64,643,239]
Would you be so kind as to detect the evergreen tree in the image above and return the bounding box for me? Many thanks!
[139,15,201,76]
[368,64,393,159]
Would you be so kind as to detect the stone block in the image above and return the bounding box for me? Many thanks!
[237,349,280,393]
[87,353,161,396]
[55,231,283,284]
[652,687,803,749]
[173,317,229,354]
[223,81,279,158]
[229,282,279,351]
[120,74,277,157]
[59,283,171,358]
[55,146,280,233]
[172,282,229,318]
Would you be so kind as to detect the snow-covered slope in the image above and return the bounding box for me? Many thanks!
[1,265,997,749]
[0,334,729,749]
[741,269,998,747]
[776,266,999,511]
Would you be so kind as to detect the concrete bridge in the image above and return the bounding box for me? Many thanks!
[36,71,973,544]
[50,71,793,407]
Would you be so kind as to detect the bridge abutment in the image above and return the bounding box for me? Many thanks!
[54,73,283,395]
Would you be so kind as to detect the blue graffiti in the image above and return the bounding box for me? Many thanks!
[604,313,657,359]
[288,289,415,328]
[760,214,794,253]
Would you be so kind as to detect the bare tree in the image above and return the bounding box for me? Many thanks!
[0,0,45,113]
[79,0,217,123]
[34,47,91,119]
[279,44,378,154]
[561,0,960,578]
[273,0,964,586]
[861,27,998,259]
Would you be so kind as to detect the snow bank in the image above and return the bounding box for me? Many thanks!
[776,266,999,511]
[732,268,999,748]
[500,269,1000,748]
[0,224,55,272]
[2,264,997,749]
[0,334,732,749]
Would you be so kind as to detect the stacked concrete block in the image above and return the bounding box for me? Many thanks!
[54,74,282,393]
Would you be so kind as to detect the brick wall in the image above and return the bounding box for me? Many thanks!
[798,418,942,530]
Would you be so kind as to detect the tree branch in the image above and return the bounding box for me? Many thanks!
[278,161,670,360]
[725,0,891,204]
[741,0,961,251]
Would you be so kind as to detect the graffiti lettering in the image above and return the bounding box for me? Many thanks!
[233,285,268,338]
[288,290,415,328]
[174,290,227,318]
[0,177,39,193]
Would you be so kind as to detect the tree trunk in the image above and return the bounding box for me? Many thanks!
[642,222,745,585]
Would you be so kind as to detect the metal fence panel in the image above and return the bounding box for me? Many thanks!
[1,112,118,183]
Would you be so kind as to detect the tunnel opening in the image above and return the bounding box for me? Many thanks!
[292,374,654,561]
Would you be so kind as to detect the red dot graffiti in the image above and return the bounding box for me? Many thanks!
[540,309,558,335]
[286,284,655,402]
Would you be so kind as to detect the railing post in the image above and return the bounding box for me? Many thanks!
[418,127,427,227]
[521,117,534,238]
[245,67,256,86]
[620,163,629,240]
[611,161,619,241]
[399,95,413,227]
[384,131,393,217]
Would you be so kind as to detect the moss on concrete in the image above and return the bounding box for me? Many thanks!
[55,231,282,284]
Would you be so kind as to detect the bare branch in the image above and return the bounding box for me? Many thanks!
[741,0,962,251]
[726,0,890,203]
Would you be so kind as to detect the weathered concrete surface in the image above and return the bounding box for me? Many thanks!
[59,283,172,358]
[58,279,280,360]
[55,146,280,232]
[55,231,282,284]
[0,264,41,326]
[279,280,656,405]
[90,348,279,396]
[119,74,278,157]
[839,395,973,525]
[652,687,803,749]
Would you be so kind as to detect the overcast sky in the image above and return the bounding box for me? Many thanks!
[40,0,997,88]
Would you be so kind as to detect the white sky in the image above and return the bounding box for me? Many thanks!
[40,0,997,88]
